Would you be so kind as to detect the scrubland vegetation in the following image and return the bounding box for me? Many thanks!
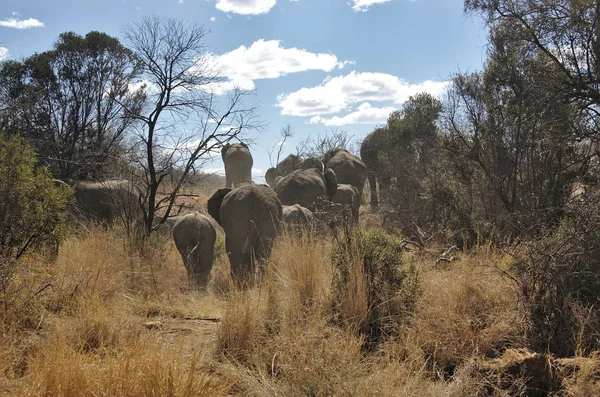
[4,0,600,395]
[1,207,600,396]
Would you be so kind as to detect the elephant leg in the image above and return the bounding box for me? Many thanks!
[189,245,213,287]
[367,171,378,208]
[226,235,253,288]
[254,236,275,279]
[225,174,232,188]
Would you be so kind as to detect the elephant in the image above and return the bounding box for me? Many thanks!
[265,154,323,187]
[360,128,395,208]
[271,168,338,212]
[282,204,314,235]
[221,142,253,188]
[172,212,217,286]
[208,183,283,285]
[322,148,367,200]
[64,179,142,225]
[333,184,360,223]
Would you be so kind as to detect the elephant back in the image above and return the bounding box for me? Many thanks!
[72,179,140,223]
[220,184,283,236]
[173,212,216,249]
[323,148,366,195]
[273,168,332,210]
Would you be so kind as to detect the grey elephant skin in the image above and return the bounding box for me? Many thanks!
[265,154,323,187]
[61,179,142,225]
[208,184,283,285]
[360,128,394,207]
[272,168,337,211]
[172,212,217,287]
[282,204,314,235]
[333,184,360,222]
[222,143,253,188]
[323,148,367,199]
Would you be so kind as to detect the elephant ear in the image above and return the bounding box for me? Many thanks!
[265,168,276,187]
[324,169,338,200]
[221,143,231,159]
[207,188,232,226]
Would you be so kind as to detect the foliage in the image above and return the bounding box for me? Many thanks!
[465,0,600,119]
[0,31,143,179]
[331,227,420,349]
[0,132,71,291]
[512,186,600,357]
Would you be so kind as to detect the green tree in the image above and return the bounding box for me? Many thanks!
[0,31,144,179]
[0,132,71,291]
[439,35,588,240]
[465,0,600,118]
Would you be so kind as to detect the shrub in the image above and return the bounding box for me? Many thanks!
[512,185,600,357]
[0,132,71,292]
[330,227,420,349]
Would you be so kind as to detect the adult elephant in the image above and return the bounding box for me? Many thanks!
[208,184,282,285]
[66,179,142,225]
[322,148,367,200]
[221,142,253,188]
[333,184,360,223]
[172,212,217,287]
[265,154,323,187]
[282,204,314,235]
[360,128,394,208]
[272,168,337,212]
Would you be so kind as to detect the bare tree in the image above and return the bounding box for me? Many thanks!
[268,124,294,167]
[296,128,356,158]
[123,15,260,236]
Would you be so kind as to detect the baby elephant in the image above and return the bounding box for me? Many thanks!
[282,204,314,235]
[172,212,217,287]
[333,184,360,223]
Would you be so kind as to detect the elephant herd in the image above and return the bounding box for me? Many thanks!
[172,143,369,287]
[58,137,387,288]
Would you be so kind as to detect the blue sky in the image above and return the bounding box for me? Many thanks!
[0,0,487,181]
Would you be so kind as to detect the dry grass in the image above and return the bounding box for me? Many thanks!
[1,206,599,395]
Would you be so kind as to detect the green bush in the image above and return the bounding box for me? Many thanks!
[331,227,420,350]
[0,133,71,291]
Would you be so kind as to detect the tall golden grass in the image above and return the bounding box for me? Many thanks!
[1,222,599,396]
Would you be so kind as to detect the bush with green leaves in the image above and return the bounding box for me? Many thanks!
[0,133,71,290]
[331,227,420,350]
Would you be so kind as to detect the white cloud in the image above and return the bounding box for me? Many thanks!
[0,17,44,29]
[179,0,184,3]
[0,47,8,61]
[11,11,20,16]
[350,0,392,12]
[205,39,350,94]
[210,16,217,22]
[216,0,277,15]
[309,102,396,126]
[276,71,449,116]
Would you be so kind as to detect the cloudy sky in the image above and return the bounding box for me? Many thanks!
[0,0,487,181]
